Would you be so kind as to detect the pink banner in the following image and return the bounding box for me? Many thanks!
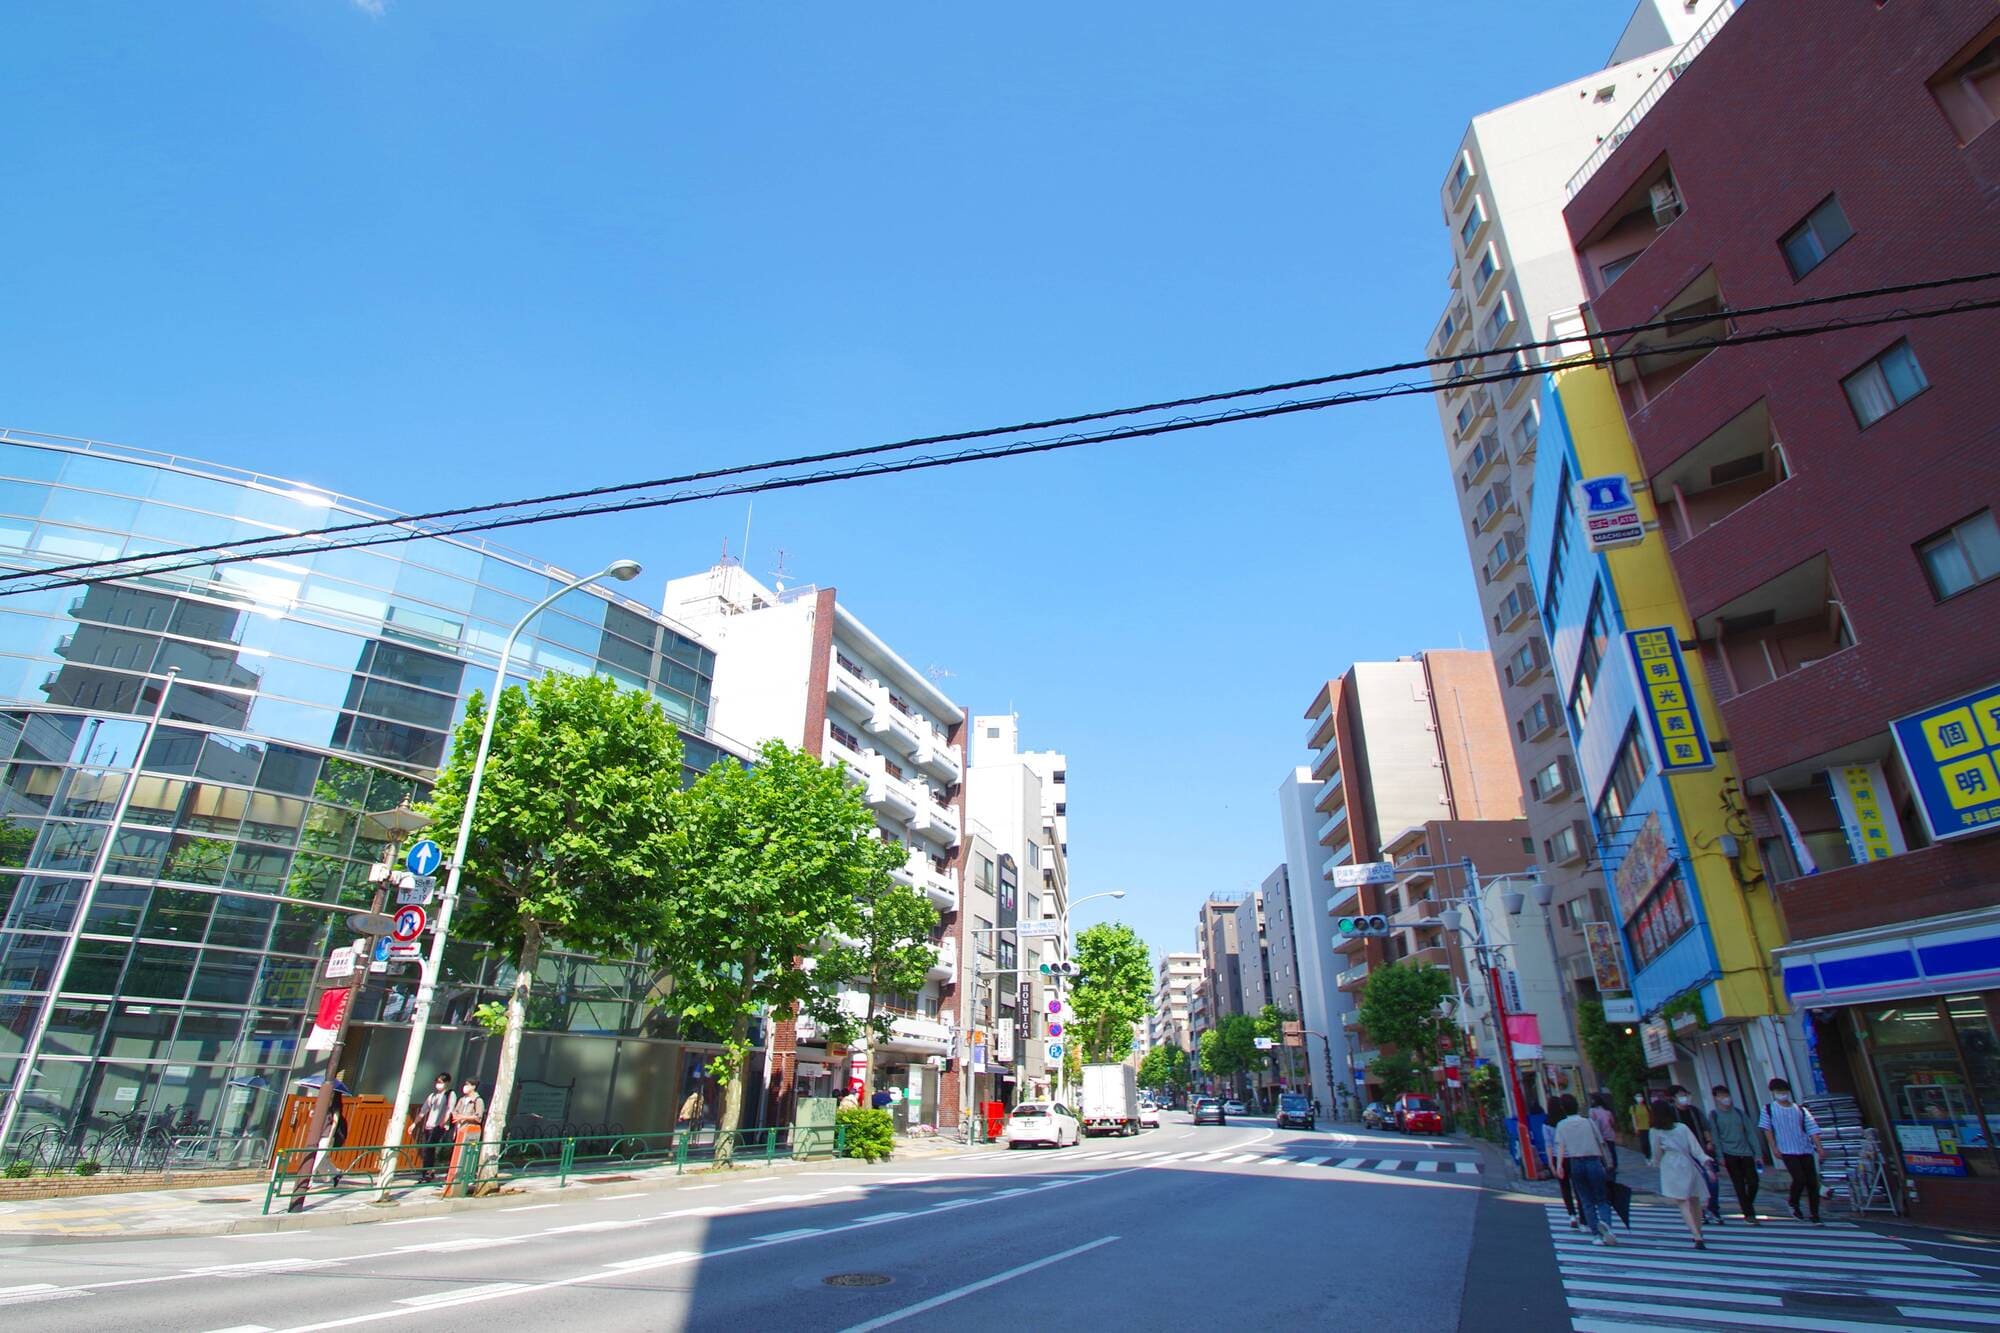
[1505,1013,1543,1060]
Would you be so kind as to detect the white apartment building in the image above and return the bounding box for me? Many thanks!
[1425,0,1733,1047]
[967,714,1070,1102]
[1278,766,1358,1115]
[1152,951,1200,1056]
[663,560,968,1129]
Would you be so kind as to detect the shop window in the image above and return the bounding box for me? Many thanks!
[1862,996,1998,1178]
[1624,871,1695,971]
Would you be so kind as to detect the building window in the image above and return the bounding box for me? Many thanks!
[1053,770,1065,784]
[1780,195,1854,280]
[1842,340,1929,427]
[1459,197,1487,250]
[1917,509,2000,600]
[1530,756,1572,803]
[1595,722,1650,827]
[1542,511,1572,623]
[1625,871,1695,970]
[1484,293,1514,343]
[1568,588,1608,737]
[1054,802,1066,816]
[986,725,999,739]
[1474,246,1499,290]
[1599,252,1640,289]
[1928,30,2000,145]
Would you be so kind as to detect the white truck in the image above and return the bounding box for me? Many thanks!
[1079,1063,1141,1136]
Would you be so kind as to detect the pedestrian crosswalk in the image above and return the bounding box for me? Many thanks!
[1546,1203,2000,1331]
[1048,1147,1480,1176]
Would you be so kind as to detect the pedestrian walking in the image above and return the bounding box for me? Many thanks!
[1588,1092,1620,1181]
[1758,1077,1825,1225]
[1648,1099,1715,1249]
[1541,1103,1580,1228]
[1550,1094,1619,1246]
[450,1078,486,1137]
[678,1086,704,1128]
[1709,1084,1765,1224]
[416,1071,455,1183]
[1671,1084,1725,1225]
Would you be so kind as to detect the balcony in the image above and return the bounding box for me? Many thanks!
[1695,554,1854,703]
[1336,961,1371,993]
[1406,945,1450,970]
[1321,841,1354,879]
[881,1014,952,1055]
[1610,267,1728,415]
[1306,708,1338,750]
[867,699,924,757]
[1567,1,1732,198]
[1503,634,1549,688]
[1546,820,1589,867]
[1518,693,1561,744]
[1317,804,1348,844]
[829,658,876,714]
[1492,581,1535,636]
[916,733,961,783]
[928,937,958,980]
[867,768,919,822]
[913,798,960,847]
[1320,814,1353,856]
[824,721,868,774]
[1473,480,1515,533]
[1326,881,1358,915]
[1500,351,1532,406]
[1459,431,1503,492]
[1481,528,1525,586]
[1314,770,1345,813]
[1442,149,1475,215]
[922,863,958,912]
[1654,400,1790,553]
[1453,391,1495,443]
[888,848,917,888]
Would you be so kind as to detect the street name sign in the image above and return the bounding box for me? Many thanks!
[1330,861,1396,889]
[1014,920,1063,939]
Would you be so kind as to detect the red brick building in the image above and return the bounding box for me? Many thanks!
[1563,0,2000,1226]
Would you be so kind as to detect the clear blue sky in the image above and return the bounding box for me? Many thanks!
[2,2,1628,964]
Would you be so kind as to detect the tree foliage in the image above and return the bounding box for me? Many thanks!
[1356,962,1457,1091]
[650,739,903,1157]
[1070,924,1154,1063]
[1137,1043,1187,1095]
[819,869,940,1094]
[1197,1013,1261,1091]
[1368,1050,1420,1100]
[1577,998,1648,1130]
[424,672,684,1176]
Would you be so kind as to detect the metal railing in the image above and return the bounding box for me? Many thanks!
[262,1124,846,1214]
[7,1122,271,1180]
[1565,1,1736,198]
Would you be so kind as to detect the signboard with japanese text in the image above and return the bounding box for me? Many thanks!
[1626,628,1714,772]
[1583,921,1629,992]
[997,1018,1015,1064]
[1601,996,1639,1023]
[1331,861,1397,889]
[1829,761,1907,863]
[1890,683,2000,841]
[1577,475,1644,550]
[1640,1017,1674,1069]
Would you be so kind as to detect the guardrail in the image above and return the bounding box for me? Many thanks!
[1565,0,1735,198]
[263,1124,847,1214]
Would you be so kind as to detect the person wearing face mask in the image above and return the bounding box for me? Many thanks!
[1709,1084,1765,1224]
[1758,1077,1824,1225]
[415,1072,456,1183]
[1670,1084,1724,1225]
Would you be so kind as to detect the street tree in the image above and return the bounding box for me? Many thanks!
[1252,1003,1299,1094]
[424,673,683,1181]
[653,739,901,1162]
[1356,962,1458,1093]
[819,870,940,1100]
[1197,1013,1261,1095]
[1070,923,1153,1063]
[1137,1043,1187,1098]
[1577,998,1648,1129]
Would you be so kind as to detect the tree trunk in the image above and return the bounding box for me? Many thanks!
[478,919,541,1189]
[715,1006,751,1167]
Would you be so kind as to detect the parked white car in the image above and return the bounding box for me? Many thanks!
[1004,1102,1081,1149]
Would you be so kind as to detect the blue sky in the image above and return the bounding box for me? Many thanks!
[2,2,1631,962]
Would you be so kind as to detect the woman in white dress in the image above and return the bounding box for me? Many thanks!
[1649,1098,1715,1249]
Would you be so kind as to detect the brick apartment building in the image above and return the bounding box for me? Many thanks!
[1563,0,2000,1225]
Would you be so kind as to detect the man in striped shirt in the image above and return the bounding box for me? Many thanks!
[1758,1077,1824,1225]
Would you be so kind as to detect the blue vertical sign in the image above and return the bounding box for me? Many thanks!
[1625,627,1713,772]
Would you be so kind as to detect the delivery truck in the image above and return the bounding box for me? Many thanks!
[1080,1063,1141,1136]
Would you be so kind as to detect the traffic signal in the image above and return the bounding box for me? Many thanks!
[1044,961,1081,979]
[1333,914,1392,940]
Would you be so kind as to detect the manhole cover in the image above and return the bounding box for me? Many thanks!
[199,1197,253,1204]
[1785,1291,1888,1311]
[824,1274,893,1288]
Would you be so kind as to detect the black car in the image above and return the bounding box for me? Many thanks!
[1275,1092,1316,1130]
[1192,1097,1227,1126]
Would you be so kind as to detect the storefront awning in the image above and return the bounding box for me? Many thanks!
[1774,905,2000,1008]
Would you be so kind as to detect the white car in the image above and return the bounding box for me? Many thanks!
[1004,1101,1081,1149]
[1139,1102,1161,1128]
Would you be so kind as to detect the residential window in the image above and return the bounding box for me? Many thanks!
[1459,198,1487,249]
[1450,156,1471,196]
[1917,509,2000,599]
[1595,722,1650,826]
[1474,247,1498,289]
[1842,340,1929,427]
[1054,802,1067,816]
[977,854,995,891]
[1484,293,1514,343]
[1052,770,1065,784]
[1599,252,1640,289]
[1511,406,1539,456]
[1928,31,2000,144]
[1569,586,1608,734]
[1542,515,1571,623]
[1780,195,1854,280]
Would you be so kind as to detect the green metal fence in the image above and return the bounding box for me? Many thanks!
[264,1123,847,1214]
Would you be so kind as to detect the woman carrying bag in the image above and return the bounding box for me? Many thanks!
[1550,1094,1619,1245]
[1648,1098,1716,1249]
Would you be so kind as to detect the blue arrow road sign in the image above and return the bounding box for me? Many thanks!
[406,839,442,876]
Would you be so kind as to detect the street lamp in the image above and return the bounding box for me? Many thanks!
[374,557,642,1193]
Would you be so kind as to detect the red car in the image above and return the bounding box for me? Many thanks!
[1391,1093,1444,1135]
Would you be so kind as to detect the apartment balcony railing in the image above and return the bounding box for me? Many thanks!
[1566,1,1736,197]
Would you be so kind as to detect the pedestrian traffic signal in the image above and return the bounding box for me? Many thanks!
[1333,914,1392,939]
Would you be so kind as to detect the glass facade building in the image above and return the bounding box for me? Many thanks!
[0,430,745,1163]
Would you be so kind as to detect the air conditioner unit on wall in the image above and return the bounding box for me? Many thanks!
[1650,180,1683,226]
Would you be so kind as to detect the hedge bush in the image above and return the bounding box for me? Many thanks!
[837,1107,895,1163]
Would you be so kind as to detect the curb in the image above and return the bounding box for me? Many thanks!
[0,1147,947,1247]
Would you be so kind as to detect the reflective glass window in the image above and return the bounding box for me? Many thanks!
[154,638,260,686]
[0,711,25,759]
[63,936,132,994]
[37,821,105,872]
[382,604,462,647]
[196,734,264,786]
[145,728,206,776]
[238,616,366,670]
[167,597,251,645]
[2,875,83,932]
[255,745,322,798]
[31,523,123,562]
[596,631,652,677]
[363,768,420,814]
[120,942,198,1000]
[407,537,484,582]
[255,955,314,1010]
[178,785,247,836]
[240,792,305,845]
[271,903,335,955]
[317,758,373,806]
[43,1000,110,1051]
[62,623,161,672]
[477,555,553,602]
[225,841,292,894]
[58,455,157,498]
[40,487,140,534]
[355,678,456,730]
[332,715,445,769]
[393,562,476,614]
[122,776,186,826]
[206,894,276,950]
[55,769,127,820]
[148,469,251,516]
[141,885,216,941]
[171,1007,243,1063]
[15,713,82,764]
[0,930,64,991]
[3,761,63,813]
[255,657,356,711]
[366,641,464,694]
[74,718,147,767]
[81,883,150,935]
[164,682,256,732]
[104,827,170,878]
[230,485,332,532]
[244,697,341,750]
[469,584,531,632]
[283,851,349,901]
[537,608,604,656]
[164,834,234,885]
[0,610,72,661]
[0,515,30,551]
[299,576,388,623]
[0,479,51,518]
[308,546,401,593]
[0,446,65,481]
[133,501,239,547]
[102,1002,175,1061]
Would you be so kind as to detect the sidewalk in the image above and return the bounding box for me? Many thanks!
[0,1132,975,1245]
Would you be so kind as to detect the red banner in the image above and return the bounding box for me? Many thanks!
[314,986,351,1030]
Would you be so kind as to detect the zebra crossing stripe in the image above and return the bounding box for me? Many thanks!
[1374,1160,1402,1172]
[1896,1307,2000,1327]
[1188,1151,1231,1162]
[1453,1162,1479,1174]
[1416,1161,1440,1173]
[1552,1241,1970,1277]
[1298,1156,1329,1167]
[1334,1157,1368,1169]
[1226,1153,1262,1164]
[1568,1296,1932,1332]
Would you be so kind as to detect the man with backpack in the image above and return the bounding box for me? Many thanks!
[1758,1077,1825,1225]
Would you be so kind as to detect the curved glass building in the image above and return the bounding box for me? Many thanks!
[0,429,745,1163]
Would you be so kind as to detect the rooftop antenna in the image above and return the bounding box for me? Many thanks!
[741,503,754,583]
[771,548,791,595]
[924,664,955,682]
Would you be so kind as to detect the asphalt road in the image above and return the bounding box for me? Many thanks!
[0,1115,1488,1331]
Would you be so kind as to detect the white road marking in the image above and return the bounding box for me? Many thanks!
[395,1284,525,1308]
[544,1219,642,1234]
[1335,1158,1368,1169]
[499,1203,558,1213]
[1453,1162,1479,1174]
[1375,1160,1402,1172]
[1898,1307,2000,1326]
[191,1259,338,1276]
[378,1217,440,1227]
[1568,1297,1923,1332]
[1297,1156,1329,1166]
[200,1326,274,1332]
[1226,1154,1262,1164]
[1187,1151,1230,1162]
[1416,1161,1440,1173]
[396,1236,525,1253]
[600,1192,645,1201]
[852,1211,911,1222]
[836,1235,1122,1332]
[601,1250,697,1272]
[751,1228,823,1242]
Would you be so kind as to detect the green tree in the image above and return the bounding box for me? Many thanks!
[424,672,683,1182]
[1252,1003,1298,1093]
[819,872,940,1098]
[1197,1014,1261,1095]
[1137,1043,1188,1098]
[1368,1050,1420,1100]
[1356,961,1457,1092]
[1577,998,1648,1131]
[653,740,901,1162]
[1070,924,1154,1063]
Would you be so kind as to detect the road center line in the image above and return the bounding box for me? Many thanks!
[836,1235,1121,1332]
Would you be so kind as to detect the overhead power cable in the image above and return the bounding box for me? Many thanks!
[4,267,1995,593]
